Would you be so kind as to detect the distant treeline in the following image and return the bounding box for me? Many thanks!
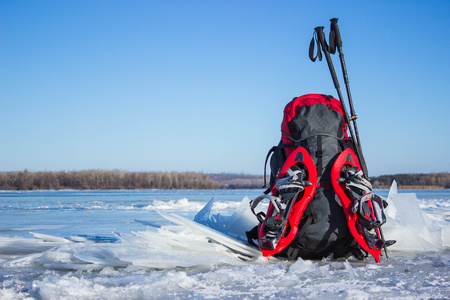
[370,172,450,189]
[0,170,448,190]
[0,170,219,190]
[208,173,265,189]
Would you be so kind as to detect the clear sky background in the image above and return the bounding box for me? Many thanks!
[1,0,449,176]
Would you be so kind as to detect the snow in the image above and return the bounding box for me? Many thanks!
[0,187,449,299]
[384,181,448,252]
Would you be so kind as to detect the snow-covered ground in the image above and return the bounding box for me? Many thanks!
[1,186,449,299]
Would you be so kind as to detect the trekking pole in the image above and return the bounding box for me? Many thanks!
[329,18,369,178]
[312,26,368,177]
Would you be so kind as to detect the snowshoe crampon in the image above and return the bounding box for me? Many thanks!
[251,147,317,258]
[331,148,395,263]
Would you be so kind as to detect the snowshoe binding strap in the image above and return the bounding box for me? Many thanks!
[276,165,312,201]
[250,195,284,224]
[337,165,372,200]
[353,194,396,250]
[352,194,387,229]
[250,194,288,250]
[355,194,387,251]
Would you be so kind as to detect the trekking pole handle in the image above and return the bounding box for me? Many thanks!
[330,18,342,48]
[314,26,341,90]
[314,26,327,49]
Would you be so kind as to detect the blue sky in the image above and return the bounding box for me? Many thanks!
[1,0,449,176]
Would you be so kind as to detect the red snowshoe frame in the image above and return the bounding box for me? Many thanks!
[257,147,317,257]
[331,148,383,262]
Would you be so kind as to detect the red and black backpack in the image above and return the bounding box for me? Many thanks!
[249,93,390,262]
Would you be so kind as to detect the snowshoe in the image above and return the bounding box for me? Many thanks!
[250,147,317,257]
[331,148,396,262]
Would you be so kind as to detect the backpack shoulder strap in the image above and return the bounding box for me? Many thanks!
[263,141,295,194]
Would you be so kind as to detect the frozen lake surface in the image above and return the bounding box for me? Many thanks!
[1,186,449,299]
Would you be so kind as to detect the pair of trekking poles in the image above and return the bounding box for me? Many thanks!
[310,18,390,258]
